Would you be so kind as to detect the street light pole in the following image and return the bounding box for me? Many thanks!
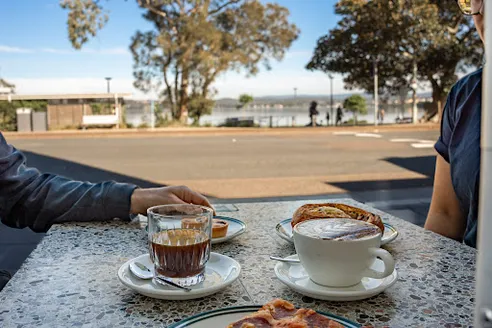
[373,60,379,126]
[105,77,112,93]
[329,75,334,126]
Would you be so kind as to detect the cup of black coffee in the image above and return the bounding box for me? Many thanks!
[147,204,213,287]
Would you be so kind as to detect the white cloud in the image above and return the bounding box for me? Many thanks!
[8,78,155,99]
[0,45,32,53]
[214,70,358,98]
[8,71,363,101]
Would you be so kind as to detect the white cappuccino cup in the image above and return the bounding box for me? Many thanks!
[293,218,395,287]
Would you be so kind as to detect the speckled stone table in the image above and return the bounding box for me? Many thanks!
[0,199,476,327]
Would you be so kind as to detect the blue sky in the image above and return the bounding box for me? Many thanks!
[0,0,352,99]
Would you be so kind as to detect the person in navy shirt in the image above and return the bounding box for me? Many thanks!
[425,0,483,248]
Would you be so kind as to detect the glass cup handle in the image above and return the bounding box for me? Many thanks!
[362,248,395,280]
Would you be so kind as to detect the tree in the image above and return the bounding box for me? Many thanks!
[61,0,299,122]
[343,95,367,125]
[237,94,253,109]
[307,0,482,120]
[188,94,215,125]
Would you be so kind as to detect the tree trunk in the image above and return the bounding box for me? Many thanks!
[428,76,447,123]
[179,68,189,123]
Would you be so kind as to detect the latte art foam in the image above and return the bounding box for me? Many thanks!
[295,218,381,241]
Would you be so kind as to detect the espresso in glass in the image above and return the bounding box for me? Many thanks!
[147,204,213,287]
[150,229,210,278]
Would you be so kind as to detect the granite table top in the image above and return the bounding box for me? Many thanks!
[0,199,476,327]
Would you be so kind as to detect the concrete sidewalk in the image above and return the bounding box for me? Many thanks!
[0,186,432,279]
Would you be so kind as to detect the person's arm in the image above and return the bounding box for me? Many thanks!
[0,134,212,232]
[0,136,137,232]
[425,154,467,241]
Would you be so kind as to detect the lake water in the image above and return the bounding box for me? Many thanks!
[126,106,426,127]
[198,107,426,127]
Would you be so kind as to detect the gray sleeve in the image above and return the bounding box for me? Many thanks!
[0,134,137,232]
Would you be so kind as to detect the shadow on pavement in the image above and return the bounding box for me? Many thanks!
[326,156,436,192]
[22,150,163,188]
[384,155,436,178]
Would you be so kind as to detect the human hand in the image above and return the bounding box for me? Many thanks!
[130,186,213,215]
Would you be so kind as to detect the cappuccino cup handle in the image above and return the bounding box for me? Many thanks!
[363,248,395,280]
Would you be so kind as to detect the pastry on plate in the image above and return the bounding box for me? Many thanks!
[181,217,208,230]
[212,219,229,238]
[292,203,384,233]
[227,298,344,327]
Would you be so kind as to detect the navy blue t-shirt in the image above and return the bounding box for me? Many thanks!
[434,68,482,248]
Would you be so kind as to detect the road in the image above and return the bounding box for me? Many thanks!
[9,128,440,200]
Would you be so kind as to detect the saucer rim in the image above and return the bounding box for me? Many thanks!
[118,252,241,299]
[274,255,398,299]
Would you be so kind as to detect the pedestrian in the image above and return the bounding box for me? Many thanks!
[336,106,343,126]
[379,108,385,124]
[425,0,483,248]
[0,132,212,290]
[309,101,319,127]
[326,111,330,126]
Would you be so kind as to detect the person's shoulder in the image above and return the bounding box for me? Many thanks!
[451,68,483,93]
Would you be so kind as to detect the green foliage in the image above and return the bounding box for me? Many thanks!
[0,100,48,131]
[62,0,299,122]
[343,95,367,125]
[60,0,108,50]
[188,94,215,125]
[307,0,483,118]
[237,94,253,109]
[90,102,112,115]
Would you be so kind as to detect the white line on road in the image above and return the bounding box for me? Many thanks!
[333,131,356,135]
[411,143,434,149]
[390,138,419,143]
[355,133,382,138]
[390,138,435,143]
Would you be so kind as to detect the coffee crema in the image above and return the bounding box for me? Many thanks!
[150,229,210,278]
[295,218,381,241]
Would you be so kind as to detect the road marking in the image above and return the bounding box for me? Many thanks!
[355,133,382,138]
[390,138,419,143]
[333,131,356,135]
[411,143,434,149]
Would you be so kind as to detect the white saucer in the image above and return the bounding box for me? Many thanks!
[274,255,397,301]
[275,219,398,246]
[118,253,241,300]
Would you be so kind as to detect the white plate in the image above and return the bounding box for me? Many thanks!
[168,305,360,327]
[117,253,241,300]
[140,215,246,245]
[275,218,398,246]
[211,216,247,244]
[143,216,246,245]
[275,255,398,301]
